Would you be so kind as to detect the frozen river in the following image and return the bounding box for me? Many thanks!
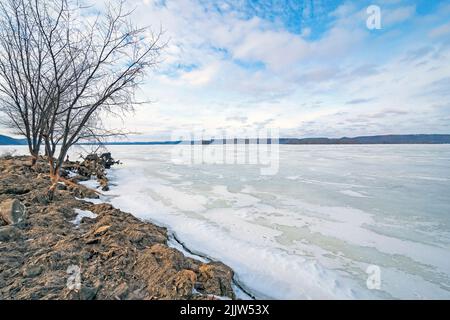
[2,144,449,299]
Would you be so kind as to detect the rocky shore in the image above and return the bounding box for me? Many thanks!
[0,155,236,300]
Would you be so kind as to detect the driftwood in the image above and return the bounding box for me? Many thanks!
[62,153,121,192]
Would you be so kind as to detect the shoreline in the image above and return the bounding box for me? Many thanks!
[167,232,255,300]
[81,170,255,300]
[0,155,239,300]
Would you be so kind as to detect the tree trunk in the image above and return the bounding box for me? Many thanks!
[47,158,60,201]
[30,153,38,168]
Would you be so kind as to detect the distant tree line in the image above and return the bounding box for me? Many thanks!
[0,0,163,197]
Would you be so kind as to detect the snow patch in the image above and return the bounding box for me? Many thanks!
[71,209,97,226]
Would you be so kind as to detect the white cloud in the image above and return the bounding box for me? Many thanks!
[110,0,449,139]
[429,22,450,38]
[382,5,416,26]
[2,0,449,139]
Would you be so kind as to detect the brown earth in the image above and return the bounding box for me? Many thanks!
[0,155,236,300]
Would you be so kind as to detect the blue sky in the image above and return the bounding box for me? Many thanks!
[3,0,450,140]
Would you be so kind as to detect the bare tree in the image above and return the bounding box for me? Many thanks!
[40,0,163,198]
[1,0,163,197]
[0,0,52,165]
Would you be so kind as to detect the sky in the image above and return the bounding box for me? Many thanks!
[2,0,450,140]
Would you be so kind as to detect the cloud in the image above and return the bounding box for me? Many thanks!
[367,109,409,118]
[426,77,450,96]
[179,63,220,86]
[4,0,449,139]
[429,22,450,38]
[226,116,248,123]
[383,5,416,26]
[401,46,434,62]
[346,98,375,105]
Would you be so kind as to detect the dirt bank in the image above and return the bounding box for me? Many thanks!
[0,155,236,300]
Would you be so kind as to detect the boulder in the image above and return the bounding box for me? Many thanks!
[198,262,235,298]
[135,244,197,299]
[98,178,109,191]
[23,265,43,278]
[174,269,197,297]
[93,225,111,236]
[30,191,49,205]
[112,282,129,300]
[0,199,26,225]
[0,225,21,241]
[79,285,98,300]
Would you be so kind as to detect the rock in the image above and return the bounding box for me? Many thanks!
[127,229,145,243]
[134,244,199,299]
[72,175,89,182]
[0,199,26,225]
[85,238,100,245]
[0,225,21,241]
[79,286,98,300]
[3,187,31,195]
[112,282,129,300]
[99,178,109,191]
[174,269,197,297]
[93,225,111,236]
[198,262,235,298]
[30,191,49,205]
[84,154,99,162]
[0,156,236,300]
[71,185,99,199]
[61,152,120,194]
[23,265,43,278]
[56,183,67,190]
